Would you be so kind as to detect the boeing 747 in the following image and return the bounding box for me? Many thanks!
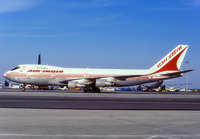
[3,45,192,92]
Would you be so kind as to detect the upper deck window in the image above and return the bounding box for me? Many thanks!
[11,66,20,71]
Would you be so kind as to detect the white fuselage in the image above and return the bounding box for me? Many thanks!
[3,45,190,91]
[3,64,170,87]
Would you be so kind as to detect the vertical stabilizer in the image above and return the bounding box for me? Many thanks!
[150,45,189,74]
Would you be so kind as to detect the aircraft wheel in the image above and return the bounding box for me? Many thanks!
[50,86,54,90]
[22,87,25,91]
[137,85,141,90]
[21,84,25,91]
[83,88,87,92]
[94,87,101,93]
[84,87,101,93]
[90,88,94,93]
[88,87,94,93]
[91,87,101,93]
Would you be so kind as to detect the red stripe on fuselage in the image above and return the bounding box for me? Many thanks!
[5,72,117,78]
[5,72,167,82]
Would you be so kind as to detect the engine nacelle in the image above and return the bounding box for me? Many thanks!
[68,81,86,88]
[96,79,114,87]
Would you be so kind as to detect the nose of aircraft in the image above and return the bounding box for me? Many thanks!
[3,71,14,82]
[3,72,8,79]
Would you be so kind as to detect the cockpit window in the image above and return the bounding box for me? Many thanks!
[11,66,20,71]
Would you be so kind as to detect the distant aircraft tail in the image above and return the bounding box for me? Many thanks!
[150,45,189,74]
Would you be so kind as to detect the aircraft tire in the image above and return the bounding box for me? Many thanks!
[84,87,101,93]
[137,85,141,91]
[83,88,87,92]
[92,87,101,93]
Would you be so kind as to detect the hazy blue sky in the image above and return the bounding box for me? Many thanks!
[0,0,199,88]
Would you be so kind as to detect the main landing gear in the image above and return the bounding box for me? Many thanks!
[83,87,101,93]
[137,85,141,91]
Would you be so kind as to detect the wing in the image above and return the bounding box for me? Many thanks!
[59,74,144,84]
[59,69,194,85]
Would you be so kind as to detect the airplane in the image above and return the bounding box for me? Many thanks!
[3,45,193,92]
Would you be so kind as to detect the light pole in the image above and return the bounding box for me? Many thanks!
[185,60,189,92]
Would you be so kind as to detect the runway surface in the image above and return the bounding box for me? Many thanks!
[1,109,200,139]
[0,89,200,110]
[0,89,200,138]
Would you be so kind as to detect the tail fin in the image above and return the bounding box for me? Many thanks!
[150,45,189,74]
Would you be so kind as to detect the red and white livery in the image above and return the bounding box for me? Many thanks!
[3,45,192,92]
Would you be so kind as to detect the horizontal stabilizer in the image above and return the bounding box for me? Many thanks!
[161,69,194,76]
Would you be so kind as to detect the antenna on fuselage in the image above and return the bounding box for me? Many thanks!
[38,53,41,65]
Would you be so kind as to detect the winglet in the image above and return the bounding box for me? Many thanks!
[150,45,189,74]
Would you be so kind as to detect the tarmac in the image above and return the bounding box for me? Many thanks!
[0,109,200,139]
[0,89,200,138]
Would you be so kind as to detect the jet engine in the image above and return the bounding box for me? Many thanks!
[68,81,86,88]
[95,79,114,87]
[143,80,163,91]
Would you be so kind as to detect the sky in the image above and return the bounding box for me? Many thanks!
[0,0,199,88]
